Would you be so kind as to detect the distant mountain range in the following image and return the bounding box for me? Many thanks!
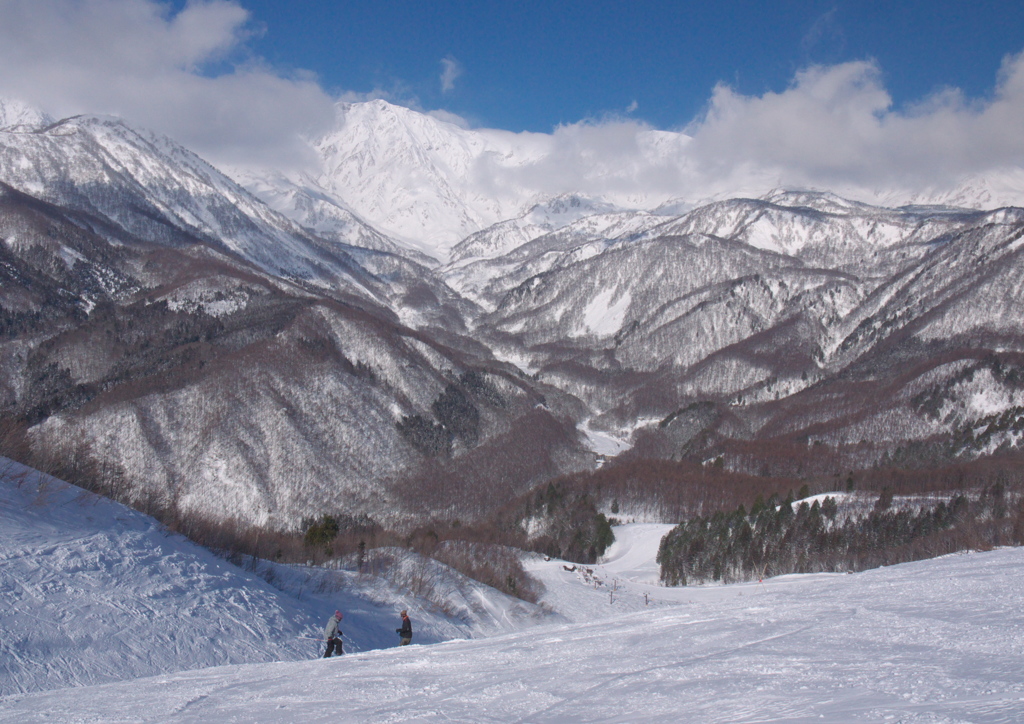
[227,98,1024,263]
[2,97,1023,530]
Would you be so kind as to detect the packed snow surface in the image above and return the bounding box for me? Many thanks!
[4,507,1024,722]
[0,459,544,698]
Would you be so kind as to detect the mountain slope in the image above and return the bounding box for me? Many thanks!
[0,456,316,696]
[0,167,587,529]
[456,193,1024,467]
[5,97,1024,533]
[0,114,387,297]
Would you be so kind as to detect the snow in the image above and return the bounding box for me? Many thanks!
[577,419,633,458]
[528,524,674,614]
[577,417,664,461]
[5,467,1024,723]
[488,346,539,376]
[0,457,316,696]
[579,287,631,337]
[0,458,546,697]
[5,545,1024,722]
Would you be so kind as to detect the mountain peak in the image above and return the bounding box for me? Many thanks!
[0,97,52,132]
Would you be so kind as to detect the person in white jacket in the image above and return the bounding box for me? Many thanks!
[323,610,343,657]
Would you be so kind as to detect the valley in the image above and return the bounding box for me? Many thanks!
[2,96,1024,575]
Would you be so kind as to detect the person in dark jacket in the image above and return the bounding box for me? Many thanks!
[396,610,412,645]
[323,610,343,657]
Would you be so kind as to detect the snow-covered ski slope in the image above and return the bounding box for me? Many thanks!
[4,550,1023,723]
[0,459,544,698]
[4,490,1024,723]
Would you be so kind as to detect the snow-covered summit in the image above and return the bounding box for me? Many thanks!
[237,100,693,262]
[306,99,541,256]
[0,98,51,132]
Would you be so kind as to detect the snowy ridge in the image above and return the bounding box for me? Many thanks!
[635,191,982,272]
[0,113,381,299]
[448,193,627,264]
[230,167,440,268]
[234,99,1024,264]
[0,98,51,131]
[441,208,665,311]
[895,169,1024,212]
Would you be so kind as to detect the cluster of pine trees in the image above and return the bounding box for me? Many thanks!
[396,371,498,456]
[657,484,1023,586]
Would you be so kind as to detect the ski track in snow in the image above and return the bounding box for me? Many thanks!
[3,479,1024,724]
[0,458,544,701]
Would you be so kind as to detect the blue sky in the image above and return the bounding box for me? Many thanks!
[3,0,1024,196]
[233,0,1024,133]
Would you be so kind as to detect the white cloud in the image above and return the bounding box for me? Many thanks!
[440,56,462,94]
[1,1,1022,207]
[469,52,1024,207]
[427,109,471,129]
[0,0,335,170]
[464,118,691,210]
[801,5,844,58]
[442,53,1024,212]
[685,54,1024,195]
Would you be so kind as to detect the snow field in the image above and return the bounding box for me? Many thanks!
[4,500,1024,723]
[0,458,317,696]
[0,458,545,698]
[4,546,1024,722]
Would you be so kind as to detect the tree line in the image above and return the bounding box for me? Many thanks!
[657,484,1024,586]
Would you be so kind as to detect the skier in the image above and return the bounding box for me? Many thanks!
[323,610,343,657]
[396,610,412,646]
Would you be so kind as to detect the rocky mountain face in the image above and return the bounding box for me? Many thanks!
[3,98,1024,532]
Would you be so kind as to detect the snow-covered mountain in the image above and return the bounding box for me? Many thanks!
[890,168,1024,212]
[456,192,1024,466]
[0,98,52,131]
[230,100,543,260]
[232,99,699,262]
[448,193,628,264]
[3,95,1024,531]
[230,167,440,268]
[0,106,591,530]
[0,111,392,300]
[232,99,1024,266]
[442,204,665,311]
[308,100,537,255]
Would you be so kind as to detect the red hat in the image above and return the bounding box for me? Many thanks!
[335,610,342,618]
